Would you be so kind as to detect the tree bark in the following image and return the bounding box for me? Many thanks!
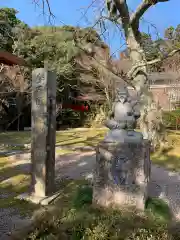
[125,27,151,139]
[111,0,170,141]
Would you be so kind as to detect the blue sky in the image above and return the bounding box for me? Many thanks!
[1,0,180,57]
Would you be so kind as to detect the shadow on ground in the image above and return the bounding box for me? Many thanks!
[0,156,38,238]
[12,179,175,240]
[2,140,180,237]
[2,146,180,215]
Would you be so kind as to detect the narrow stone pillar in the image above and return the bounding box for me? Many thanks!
[31,68,56,198]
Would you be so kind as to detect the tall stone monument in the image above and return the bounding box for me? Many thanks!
[31,68,56,199]
[17,68,57,205]
[93,86,151,210]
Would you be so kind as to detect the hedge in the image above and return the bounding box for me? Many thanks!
[163,110,180,129]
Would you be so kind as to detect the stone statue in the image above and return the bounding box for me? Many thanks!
[104,85,143,142]
[93,85,151,210]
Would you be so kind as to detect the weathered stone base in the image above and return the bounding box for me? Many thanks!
[93,186,146,210]
[93,140,151,211]
[16,191,61,206]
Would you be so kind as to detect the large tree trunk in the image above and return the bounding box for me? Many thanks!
[109,0,169,145]
[125,27,151,139]
[126,29,167,148]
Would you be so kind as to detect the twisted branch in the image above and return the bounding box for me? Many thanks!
[130,0,170,31]
[127,48,180,79]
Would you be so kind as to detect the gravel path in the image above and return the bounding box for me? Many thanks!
[0,209,31,240]
[1,150,180,238]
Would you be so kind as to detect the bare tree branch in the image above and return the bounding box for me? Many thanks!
[37,0,52,14]
[127,48,180,79]
[147,48,180,65]
[113,0,130,32]
[130,0,169,30]
[76,42,135,88]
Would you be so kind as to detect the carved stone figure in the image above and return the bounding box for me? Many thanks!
[93,85,151,210]
[104,85,143,142]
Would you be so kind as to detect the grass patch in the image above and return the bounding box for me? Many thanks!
[149,130,180,171]
[0,155,38,217]
[73,185,172,223]
[72,184,93,209]
[0,128,107,151]
[16,180,175,240]
[0,170,38,215]
[151,146,180,171]
[55,148,74,154]
[145,197,172,222]
[0,197,38,216]
[0,131,31,144]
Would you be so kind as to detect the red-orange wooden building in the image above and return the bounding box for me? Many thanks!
[0,51,25,66]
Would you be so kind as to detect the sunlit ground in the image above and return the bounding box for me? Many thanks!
[152,131,180,171]
[1,128,180,172]
[0,128,180,225]
[0,156,38,215]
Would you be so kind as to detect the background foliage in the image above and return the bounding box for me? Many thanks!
[1,7,180,130]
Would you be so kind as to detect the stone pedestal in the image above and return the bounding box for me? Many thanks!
[93,140,151,210]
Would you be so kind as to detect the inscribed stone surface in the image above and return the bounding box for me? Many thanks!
[93,140,151,210]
